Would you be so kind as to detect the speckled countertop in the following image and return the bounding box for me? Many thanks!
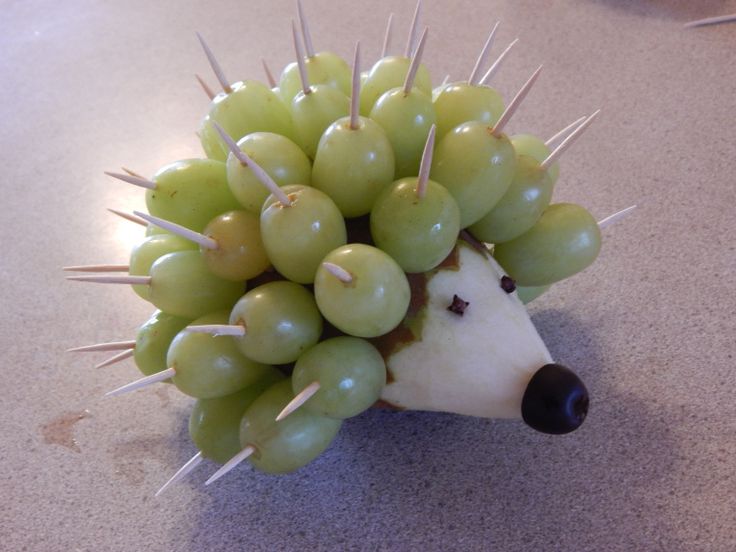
[2,1,735,550]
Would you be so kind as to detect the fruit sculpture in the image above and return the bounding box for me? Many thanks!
[66,1,634,495]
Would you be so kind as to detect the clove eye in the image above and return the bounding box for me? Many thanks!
[521,363,589,435]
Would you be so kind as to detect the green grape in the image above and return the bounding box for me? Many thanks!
[260,185,347,283]
[468,155,554,244]
[190,369,284,463]
[511,133,559,183]
[145,224,169,237]
[370,177,460,273]
[314,244,410,337]
[292,337,386,419]
[199,80,297,161]
[278,51,352,104]
[311,116,395,218]
[360,56,432,115]
[226,132,312,214]
[290,85,350,159]
[148,251,244,318]
[516,284,551,304]
[146,159,240,233]
[129,234,197,301]
[432,80,451,102]
[201,210,270,281]
[167,311,274,399]
[133,310,191,377]
[494,203,602,286]
[369,88,437,178]
[433,83,504,139]
[430,121,516,228]
[240,380,342,474]
[229,281,323,365]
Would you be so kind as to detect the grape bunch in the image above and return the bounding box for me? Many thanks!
[67,1,634,494]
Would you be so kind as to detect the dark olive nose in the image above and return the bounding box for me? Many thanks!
[521,363,589,435]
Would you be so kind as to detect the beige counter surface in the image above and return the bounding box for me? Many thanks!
[2,1,735,550]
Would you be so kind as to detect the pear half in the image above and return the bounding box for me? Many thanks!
[375,240,553,420]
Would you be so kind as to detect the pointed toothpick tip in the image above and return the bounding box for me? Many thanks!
[107,208,148,227]
[291,19,311,94]
[95,348,135,369]
[155,452,204,497]
[296,0,315,57]
[105,367,176,397]
[196,32,232,93]
[62,264,130,273]
[350,41,362,130]
[275,381,321,422]
[66,274,152,285]
[104,171,156,190]
[195,74,215,100]
[540,109,600,170]
[545,115,587,148]
[382,12,395,58]
[67,339,137,353]
[683,13,736,29]
[468,21,500,86]
[598,205,637,230]
[205,445,256,485]
[404,0,423,58]
[416,124,436,199]
[480,38,519,86]
[403,26,428,94]
[261,59,277,88]
[132,210,217,250]
[491,64,543,137]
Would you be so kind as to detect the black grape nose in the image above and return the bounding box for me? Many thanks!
[521,363,589,435]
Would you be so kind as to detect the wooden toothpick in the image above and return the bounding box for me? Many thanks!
[121,167,144,178]
[296,0,315,58]
[105,367,176,397]
[403,27,428,94]
[491,65,543,138]
[67,340,136,353]
[404,0,423,58]
[350,42,362,130]
[684,13,736,28]
[195,74,216,100]
[133,210,218,250]
[66,275,152,285]
[108,208,147,227]
[211,122,293,207]
[416,124,436,199]
[184,324,246,337]
[480,38,519,86]
[196,32,232,93]
[155,451,204,497]
[540,109,600,170]
[275,381,321,421]
[322,262,353,283]
[598,205,637,230]
[205,445,256,485]
[468,21,500,86]
[545,116,587,148]
[440,74,450,87]
[104,171,156,190]
[62,264,130,273]
[95,348,135,369]
[382,13,394,58]
[291,20,311,95]
[261,59,277,88]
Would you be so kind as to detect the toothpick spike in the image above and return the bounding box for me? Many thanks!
[195,74,215,100]
[683,13,736,28]
[480,38,519,86]
[104,171,156,190]
[196,32,232,93]
[404,0,423,58]
[155,452,204,497]
[66,275,152,285]
[540,109,600,170]
[121,167,144,178]
[322,262,353,283]
[468,21,500,86]
[275,381,321,421]
[491,65,543,138]
[62,264,130,273]
[598,205,637,230]
[67,340,137,353]
[350,42,361,130]
[184,324,246,337]
[205,445,256,485]
[416,124,436,199]
[132,210,218,250]
[105,367,176,397]
[545,116,587,148]
[261,59,277,88]
[440,74,450,87]
[403,27,428,94]
[95,348,135,369]
[296,0,315,58]
[291,20,311,94]
[211,122,293,207]
[107,208,148,227]
[382,13,394,58]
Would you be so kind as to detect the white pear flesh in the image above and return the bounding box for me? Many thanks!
[379,242,552,419]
